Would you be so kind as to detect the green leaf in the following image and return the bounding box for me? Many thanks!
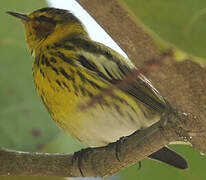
[121,0,206,61]
[119,145,206,180]
[43,131,85,154]
[0,0,61,152]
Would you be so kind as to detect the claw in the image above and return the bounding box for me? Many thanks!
[72,148,91,177]
[115,136,127,161]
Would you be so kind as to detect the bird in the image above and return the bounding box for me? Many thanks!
[7,7,187,170]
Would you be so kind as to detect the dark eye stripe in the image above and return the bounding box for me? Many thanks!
[34,15,56,25]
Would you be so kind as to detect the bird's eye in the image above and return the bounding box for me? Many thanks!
[32,15,56,39]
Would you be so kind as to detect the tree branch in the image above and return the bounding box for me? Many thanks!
[0,109,193,177]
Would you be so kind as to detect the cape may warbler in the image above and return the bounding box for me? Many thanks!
[7,7,187,169]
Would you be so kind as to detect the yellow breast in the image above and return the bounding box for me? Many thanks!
[32,53,108,140]
[33,58,160,146]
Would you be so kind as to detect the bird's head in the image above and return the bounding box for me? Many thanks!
[7,7,88,54]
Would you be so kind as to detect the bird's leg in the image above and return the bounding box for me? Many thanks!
[72,147,92,177]
[114,133,143,168]
[114,136,127,161]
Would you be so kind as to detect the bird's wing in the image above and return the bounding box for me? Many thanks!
[70,37,166,113]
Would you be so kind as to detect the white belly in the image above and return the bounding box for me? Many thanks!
[72,102,160,147]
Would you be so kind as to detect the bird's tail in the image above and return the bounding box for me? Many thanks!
[148,146,188,169]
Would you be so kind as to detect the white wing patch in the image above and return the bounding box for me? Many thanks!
[77,50,134,80]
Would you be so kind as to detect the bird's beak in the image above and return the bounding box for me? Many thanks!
[6,11,31,22]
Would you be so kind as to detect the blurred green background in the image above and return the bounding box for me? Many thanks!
[0,0,205,180]
[123,0,206,60]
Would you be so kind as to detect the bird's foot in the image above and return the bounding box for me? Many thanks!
[114,136,128,161]
[72,147,92,177]
[115,136,142,169]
